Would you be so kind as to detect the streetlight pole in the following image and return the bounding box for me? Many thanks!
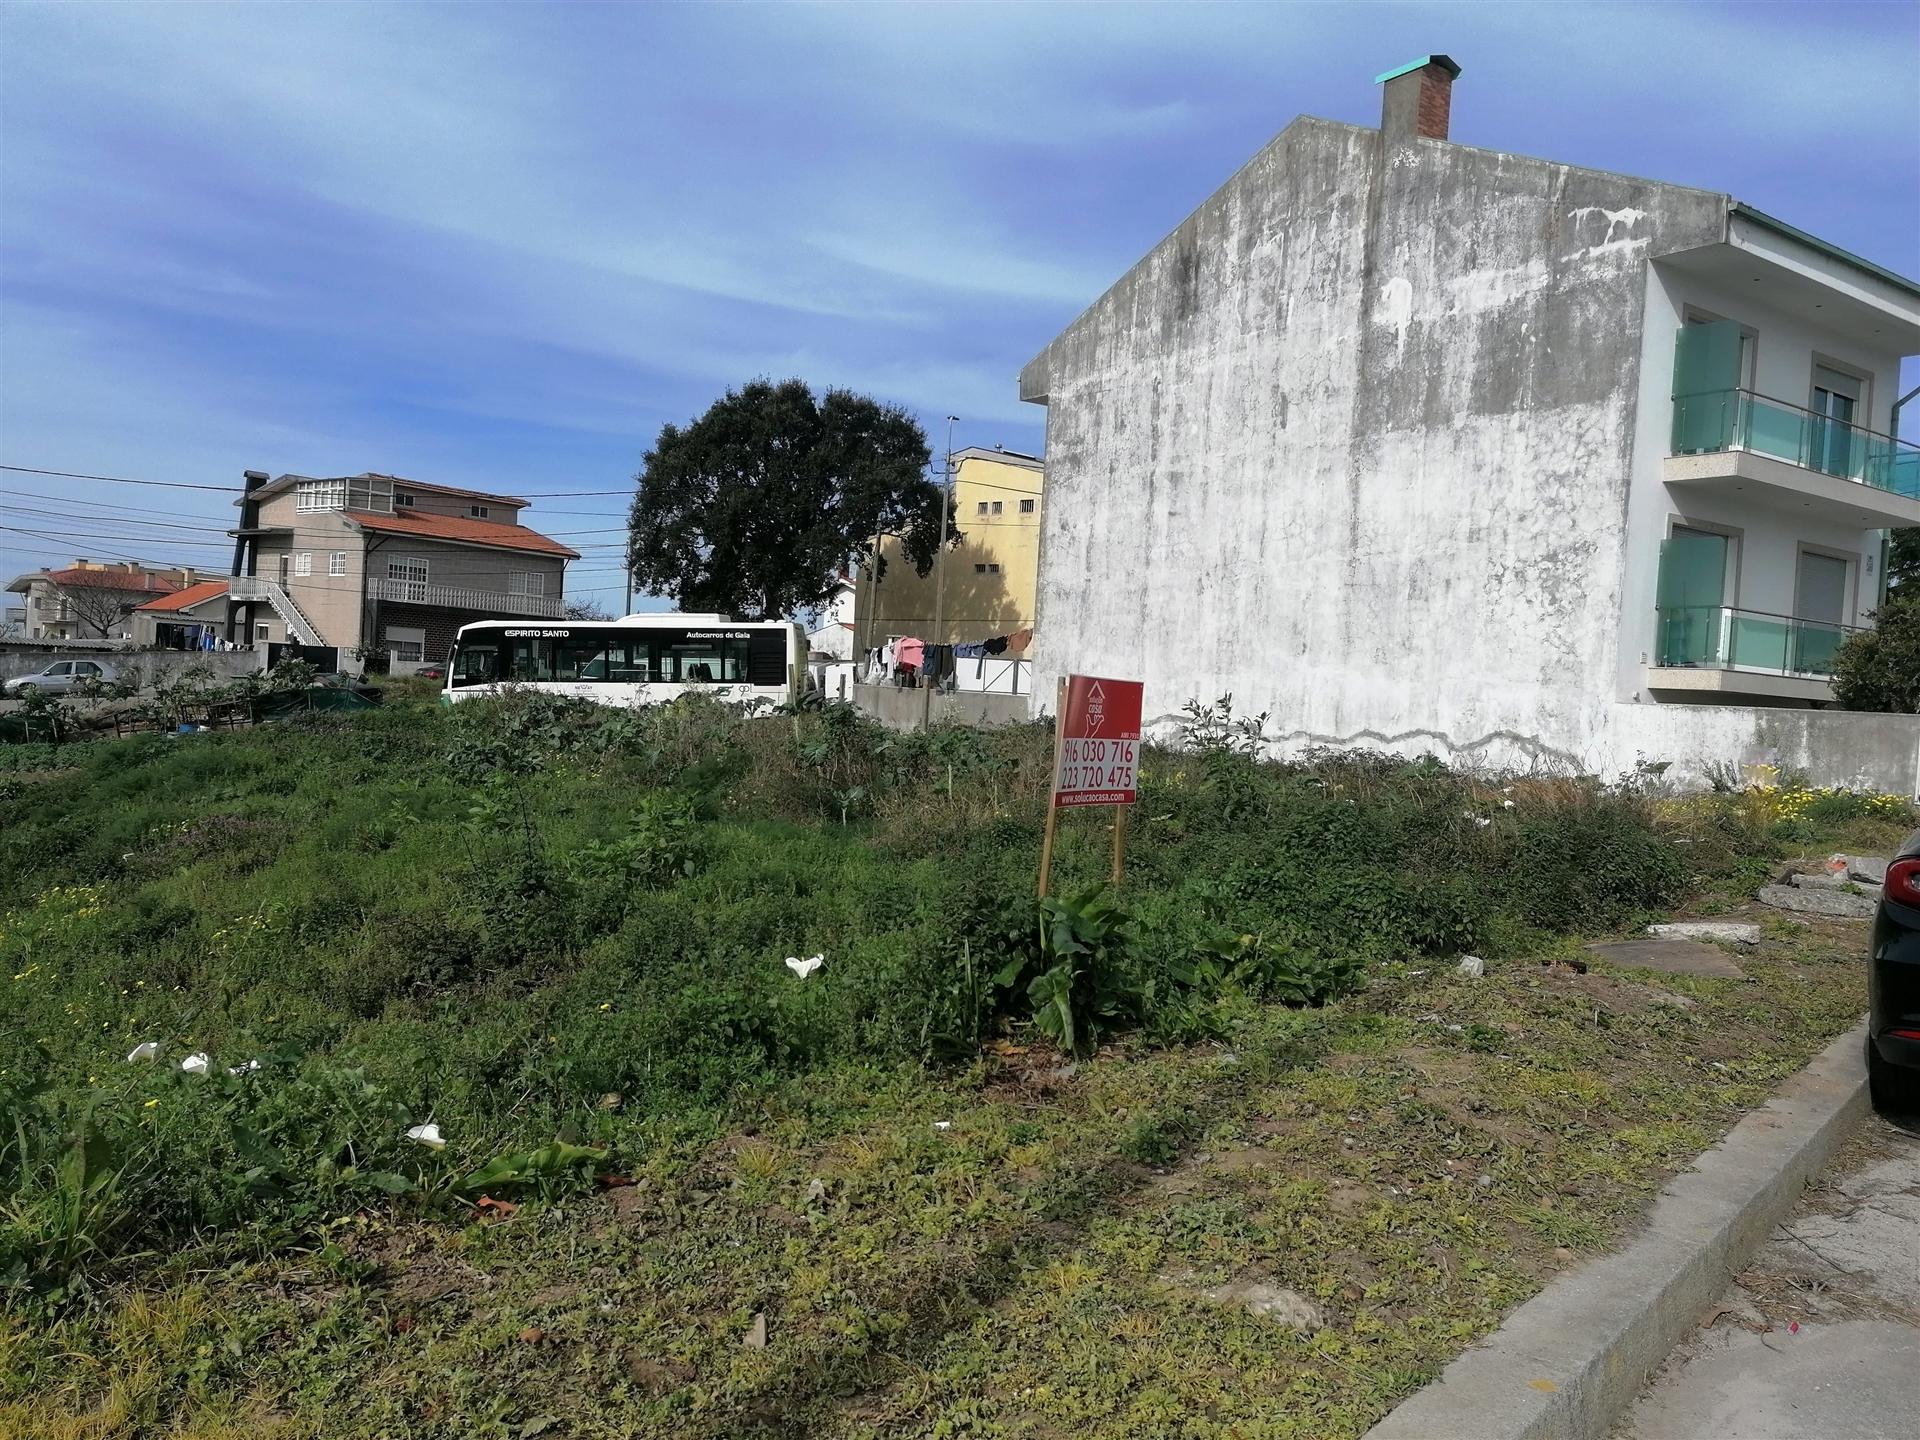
[921,414,958,731]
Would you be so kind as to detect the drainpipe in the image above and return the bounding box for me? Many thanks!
[1882,382,1920,607]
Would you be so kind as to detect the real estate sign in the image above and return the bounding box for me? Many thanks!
[1052,674,1143,808]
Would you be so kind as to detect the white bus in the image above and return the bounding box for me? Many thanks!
[442,614,808,708]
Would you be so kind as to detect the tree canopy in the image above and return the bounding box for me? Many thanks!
[1830,590,1920,714]
[626,380,949,621]
[1888,528,1918,592]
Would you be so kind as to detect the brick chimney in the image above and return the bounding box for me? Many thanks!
[1377,54,1459,144]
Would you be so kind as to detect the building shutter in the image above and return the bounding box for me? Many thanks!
[1670,321,1744,454]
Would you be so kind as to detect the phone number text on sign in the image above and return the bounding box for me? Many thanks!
[1054,736,1139,808]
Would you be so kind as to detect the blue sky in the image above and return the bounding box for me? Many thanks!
[3,1,1916,613]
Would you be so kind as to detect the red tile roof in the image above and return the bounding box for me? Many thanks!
[136,579,229,613]
[47,567,183,594]
[342,509,580,559]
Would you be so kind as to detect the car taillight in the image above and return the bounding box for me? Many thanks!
[1889,859,1920,908]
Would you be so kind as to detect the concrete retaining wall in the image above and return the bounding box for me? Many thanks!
[851,683,1033,732]
[0,646,263,685]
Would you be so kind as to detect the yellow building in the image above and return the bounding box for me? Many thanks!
[855,447,1042,651]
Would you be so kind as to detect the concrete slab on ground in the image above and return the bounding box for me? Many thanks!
[1621,1111,1920,1440]
[1757,884,1879,919]
[1584,938,1745,979]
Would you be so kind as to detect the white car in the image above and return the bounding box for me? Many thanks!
[3,659,116,696]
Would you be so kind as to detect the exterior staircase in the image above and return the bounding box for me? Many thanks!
[228,576,325,646]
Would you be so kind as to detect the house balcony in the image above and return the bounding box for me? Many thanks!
[369,577,563,618]
[1665,388,1920,529]
[1645,604,1859,703]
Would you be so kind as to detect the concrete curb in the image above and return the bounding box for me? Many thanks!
[1363,1019,1870,1440]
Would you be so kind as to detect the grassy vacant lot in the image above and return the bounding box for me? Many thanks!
[0,683,1908,1438]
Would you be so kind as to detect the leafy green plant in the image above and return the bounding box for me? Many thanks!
[992,887,1138,1056]
[457,1140,604,1196]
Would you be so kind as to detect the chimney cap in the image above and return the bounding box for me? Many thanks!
[1374,54,1460,84]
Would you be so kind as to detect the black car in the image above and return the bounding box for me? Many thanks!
[1868,830,1920,1113]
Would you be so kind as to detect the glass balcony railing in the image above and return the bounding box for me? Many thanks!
[1670,388,1920,500]
[1655,605,1861,679]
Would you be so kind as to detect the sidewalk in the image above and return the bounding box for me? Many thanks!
[1620,1111,1920,1440]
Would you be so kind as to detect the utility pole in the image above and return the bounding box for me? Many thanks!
[921,414,958,731]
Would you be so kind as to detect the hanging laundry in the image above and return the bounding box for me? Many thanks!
[983,635,1009,656]
[895,636,925,670]
[953,641,987,660]
[1006,627,1033,654]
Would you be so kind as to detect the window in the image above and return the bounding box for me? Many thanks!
[974,563,987,573]
[469,504,490,519]
[1019,498,1035,513]
[387,557,429,601]
[451,641,500,688]
[988,563,1001,574]
[654,631,750,684]
[976,501,988,515]
[293,552,312,577]
[554,635,619,682]
[991,500,1003,515]
[328,551,347,577]
[254,623,270,642]
[295,479,347,512]
[47,663,72,677]
[76,662,102,677]
[394,493,415,508]
[386,625,426,663]
[509,573,547,597]
[1809,365,1865,478]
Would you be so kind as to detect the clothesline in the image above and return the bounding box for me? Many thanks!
[863,627,1033,688]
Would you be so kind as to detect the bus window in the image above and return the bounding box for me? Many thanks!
[657,634,748,683]
[555,636,617,682]
[450,642,501,688]
[506,635,555,681]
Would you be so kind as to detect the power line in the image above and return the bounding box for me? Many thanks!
[0,462,632,498]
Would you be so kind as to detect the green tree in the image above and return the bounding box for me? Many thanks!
[1888,528,1919,591]
[1830,590,1920,713]
[627,380,949,621]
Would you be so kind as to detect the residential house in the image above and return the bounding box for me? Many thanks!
[131,579,230,650]
[225,472,580,665]
[1019,57,1920,793]
[807,574,858,662]
[4,559,195,640]
[856,447,1044,653]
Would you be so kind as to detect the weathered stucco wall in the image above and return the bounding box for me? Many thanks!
[1023,115,1732,778]
[851,683,1033,733]
[1610,702,1920,798]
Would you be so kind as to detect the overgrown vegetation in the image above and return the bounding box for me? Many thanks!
[1,686,1909,1435]
[1831,588,1920,713]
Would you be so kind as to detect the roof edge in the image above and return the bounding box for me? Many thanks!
[1729,202,1920,302]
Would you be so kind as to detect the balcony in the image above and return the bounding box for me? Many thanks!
[370,577,563,618]
[1646,604,1860,703]
[1665,388,1920,529]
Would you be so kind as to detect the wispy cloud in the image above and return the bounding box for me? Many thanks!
[2,0,1913,612]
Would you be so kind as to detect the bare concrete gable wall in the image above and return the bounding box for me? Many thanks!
[1029,116,1725,773]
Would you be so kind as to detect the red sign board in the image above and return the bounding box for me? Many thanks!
[1053,674,1144,808]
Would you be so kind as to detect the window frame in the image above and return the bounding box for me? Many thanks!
[328,551,348,577]
[1019,497,1036,513]
[293,552,313,577]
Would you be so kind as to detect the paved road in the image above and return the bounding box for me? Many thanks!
[1622,1109,1920,1440]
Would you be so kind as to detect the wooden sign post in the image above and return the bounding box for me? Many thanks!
[1040,673,1144,898]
